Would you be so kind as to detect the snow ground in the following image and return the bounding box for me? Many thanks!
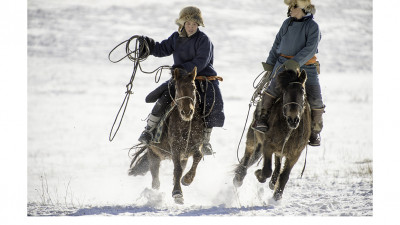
[6,0,399,224]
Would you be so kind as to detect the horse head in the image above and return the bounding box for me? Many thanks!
[173,67,197,121]
[277,69,307,129]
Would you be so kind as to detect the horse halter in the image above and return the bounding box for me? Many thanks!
[168,79,197,106]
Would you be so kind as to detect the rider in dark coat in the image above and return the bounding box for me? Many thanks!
[138,6,224,155]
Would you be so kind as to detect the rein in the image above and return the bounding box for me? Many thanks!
[167,79,196,155]
[282,82,306,113]
[108,35,171,141]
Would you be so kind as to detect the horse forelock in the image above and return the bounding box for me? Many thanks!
[276,70,301,92]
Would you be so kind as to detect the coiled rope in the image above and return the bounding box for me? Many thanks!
[108,35,171,141]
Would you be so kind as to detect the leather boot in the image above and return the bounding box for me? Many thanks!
[138,114,161,144]
[253,93,275,133]
[202,128,214,155]
[309,108,325,146]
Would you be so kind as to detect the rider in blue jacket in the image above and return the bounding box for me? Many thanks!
[138,6,224,155]
[254,0,325,146]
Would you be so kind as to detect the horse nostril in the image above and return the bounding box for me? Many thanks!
[287,117,300,126]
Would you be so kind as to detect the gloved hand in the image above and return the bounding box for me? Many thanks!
[138,36,155,58]
[261,62,274,72]
[282,59,300,73]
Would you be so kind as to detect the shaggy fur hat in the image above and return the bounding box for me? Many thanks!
[175,6,205,28]
[284,0,316,15]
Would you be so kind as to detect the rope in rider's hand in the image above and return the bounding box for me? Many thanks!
[108,35,171,142]
[235,70,273,163]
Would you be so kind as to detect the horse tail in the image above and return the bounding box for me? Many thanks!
[128,145,150,176]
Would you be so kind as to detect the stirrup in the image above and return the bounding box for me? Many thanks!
[138,130,153,145]
[252,120,268,133]
[308,133,321,146]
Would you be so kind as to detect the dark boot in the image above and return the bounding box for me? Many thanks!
[138,114,161,144]
[253,93,275,133]
[202,128,214,155]
[309,108,325,146]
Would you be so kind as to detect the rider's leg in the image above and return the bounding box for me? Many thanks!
[253,92,276,133]
[202,127,213,155]
[304,66,325,147]
[309,107,324,146]
[138,93,172,144]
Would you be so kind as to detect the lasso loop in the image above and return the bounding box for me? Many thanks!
[108,35,171,141]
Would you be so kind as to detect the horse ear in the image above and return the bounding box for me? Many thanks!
[190,66,197,80]
[173,68,180,80]
[299,69,307,84]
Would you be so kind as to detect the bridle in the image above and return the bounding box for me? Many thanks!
[282,81,305,114]
[280,81,306,155]
[169,81,197,108]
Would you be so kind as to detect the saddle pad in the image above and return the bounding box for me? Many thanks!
[152,104,176,143]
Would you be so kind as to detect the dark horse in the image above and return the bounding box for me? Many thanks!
[233,69,311,201]
[128,67,204,204]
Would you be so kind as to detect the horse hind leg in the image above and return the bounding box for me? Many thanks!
[148,150,161,190]
[233,131,261,187]
[269,154,282,190]
[181,150,202,186]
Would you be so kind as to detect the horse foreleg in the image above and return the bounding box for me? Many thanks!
[255,150,272,183]
[171,150,184,203]
[273,156,299,201]
[148,150,161,190]
[181,158,188,172]
[269,154,281,190]
[182,150,202,186]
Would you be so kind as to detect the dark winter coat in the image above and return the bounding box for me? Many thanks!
[151,30,217,77]
[147,29,224,128]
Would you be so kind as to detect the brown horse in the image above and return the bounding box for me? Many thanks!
[128,67,204,204]
[233,69,311,201]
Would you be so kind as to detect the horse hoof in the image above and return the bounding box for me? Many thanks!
[255,169,267,183]
[269,180,275,190]
[174,197,184,205]
[172,190,183,198]
[181,175,193,186]
[233,176,243,187]
[273,192,282,201]
[172,190,184,204]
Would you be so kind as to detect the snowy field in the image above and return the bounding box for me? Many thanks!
[5,0,400,224]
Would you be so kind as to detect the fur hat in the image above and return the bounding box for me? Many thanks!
[175,6,205,28]
[284,0,316,15]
